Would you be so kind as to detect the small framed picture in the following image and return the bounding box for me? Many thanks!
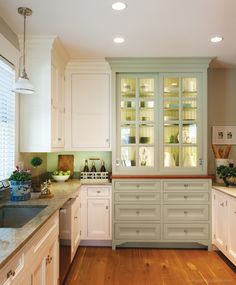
[212,126,236,144]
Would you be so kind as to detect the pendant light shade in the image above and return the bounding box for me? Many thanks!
[13,7,34,95]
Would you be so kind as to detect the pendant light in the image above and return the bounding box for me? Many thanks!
[13,7,34,95]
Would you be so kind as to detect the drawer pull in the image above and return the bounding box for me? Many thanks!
[184,211,188,215]
[7,269,15,279]
[184,230,188,234]
[136,184,140,188]
[74,216,78,219]
[136,211,140,215]
[136,196,140,199]
[97,190,101,194]
[136,230,140,234]
[220,202,224,207]
[184,195,188,199]
[106,206,109,210]
[184,184,189,188]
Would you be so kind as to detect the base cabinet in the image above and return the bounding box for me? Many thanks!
[81,185,112,243]
[112,179,212,250]
[213,189,236,266]
[0,212,59,285]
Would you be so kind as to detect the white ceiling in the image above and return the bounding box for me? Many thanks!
[0,0,235,67]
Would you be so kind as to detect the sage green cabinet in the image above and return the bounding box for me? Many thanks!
[107,58,211,175]
[112,178,212,250]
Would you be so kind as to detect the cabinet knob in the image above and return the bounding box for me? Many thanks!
[97,190,101,194]
[58,138,62,141]
[136,230,140,234]
[184,195,188,199]
[184,211,188,215]
[106,138,109,142]
[7,269,15,279]
[106,206,109,210]
[220,202,224,207]
[184,184,189,188]
[74,216,78,219]
[184,230,188,234]
[136,196,140,199]
[136,184,140,188]
[136,210,140,215]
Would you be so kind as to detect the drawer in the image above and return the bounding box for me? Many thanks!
[114,181,161,191]
[87,187,110,197]
[163,192,209,203]
[163,205,209,221]
[115,223,161,240]
[163,224,209,240]
[115,192,160,202]
[164,181,209,191]
[115,204,161,221]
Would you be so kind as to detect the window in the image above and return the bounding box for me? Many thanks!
[0,56,15,180]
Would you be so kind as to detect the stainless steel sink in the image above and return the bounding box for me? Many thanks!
[0,205,47,228]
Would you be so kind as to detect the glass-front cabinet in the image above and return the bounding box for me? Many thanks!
[162,74,201,171]
[109,58,211,174]
[118,75,156,170]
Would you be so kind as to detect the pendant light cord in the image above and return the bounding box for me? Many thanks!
[22,12,26,77]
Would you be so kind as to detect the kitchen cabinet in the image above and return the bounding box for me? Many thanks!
[112,179,212,250]
[107,58,211,175]
[59,191,81,261]
[65,60,111,150]
[31,211,59,285]
[20,36,69,152]
[213,189,236,266]
[0,211,59,285]
[80,185,112,244]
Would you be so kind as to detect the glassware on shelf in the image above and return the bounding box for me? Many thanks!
[164,77,179,98]
[121,78,136,98]
[121,147,136,167]
[139,147,154,167]
[183,146,197,167]
[121,124,136,144]
[139,124,154,144]
[139,78,154,98]
[182,124,197,144]
[164,124,179,144]
[164,151,176,167]
[164,100,179,121]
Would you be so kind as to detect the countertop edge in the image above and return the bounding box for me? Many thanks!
[212,185,236,198]
[111,175,214,179]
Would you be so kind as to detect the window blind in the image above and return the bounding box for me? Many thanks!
[0,56,15,180]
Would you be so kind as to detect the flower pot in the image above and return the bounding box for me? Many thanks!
[9,180,31,201]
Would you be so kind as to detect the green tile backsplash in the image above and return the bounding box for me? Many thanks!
[47,151,112,173]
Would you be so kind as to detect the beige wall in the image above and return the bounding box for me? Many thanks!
[0,16,19,50]
[208,68,236,175]
[19,153,47,177]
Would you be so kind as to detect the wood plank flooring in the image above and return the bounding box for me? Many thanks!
[64,247,236,285]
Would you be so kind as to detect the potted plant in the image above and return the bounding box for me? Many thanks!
[9,166,32,201]
[216,165,236,187]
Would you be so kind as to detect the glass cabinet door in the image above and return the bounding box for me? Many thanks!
[162,75,199,169]
[118,75,156,169]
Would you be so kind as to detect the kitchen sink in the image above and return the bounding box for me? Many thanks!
[0,205,47,228]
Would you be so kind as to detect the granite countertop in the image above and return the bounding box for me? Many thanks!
[0,179,82,270]
[212,184,236,198]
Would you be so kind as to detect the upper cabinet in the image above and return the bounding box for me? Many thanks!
[107,58,211,175]
[65,60,111,150]
[19,36,69,152]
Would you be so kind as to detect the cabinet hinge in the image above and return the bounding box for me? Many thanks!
[214,234,216,239]
[80,230,82,236]
[226,245,228,251]
[226,200,228,206]
[214,194,216,200]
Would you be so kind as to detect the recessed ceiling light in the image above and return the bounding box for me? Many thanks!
[113,37,125,43]
[112,2,127,11]
[210,36,223,43]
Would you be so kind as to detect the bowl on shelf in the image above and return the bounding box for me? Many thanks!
[51,174,70,182]
[140,137,151,144]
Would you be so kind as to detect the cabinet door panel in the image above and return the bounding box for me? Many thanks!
[87,199,110,239]
[226,197,236,263]
[71,196,81,260]
[213,191,226,251]
[71,74,110,148]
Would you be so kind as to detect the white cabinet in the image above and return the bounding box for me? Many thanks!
[81,185,112,243]
[65,60,111,150]
[20,36,69,152]
[71,194,81,260]
[0,211,59,285]
[213,189,236,266]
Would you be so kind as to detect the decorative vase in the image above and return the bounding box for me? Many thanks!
[9,180,31,201]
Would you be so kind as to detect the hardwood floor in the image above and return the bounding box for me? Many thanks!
[64,247,236,285]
